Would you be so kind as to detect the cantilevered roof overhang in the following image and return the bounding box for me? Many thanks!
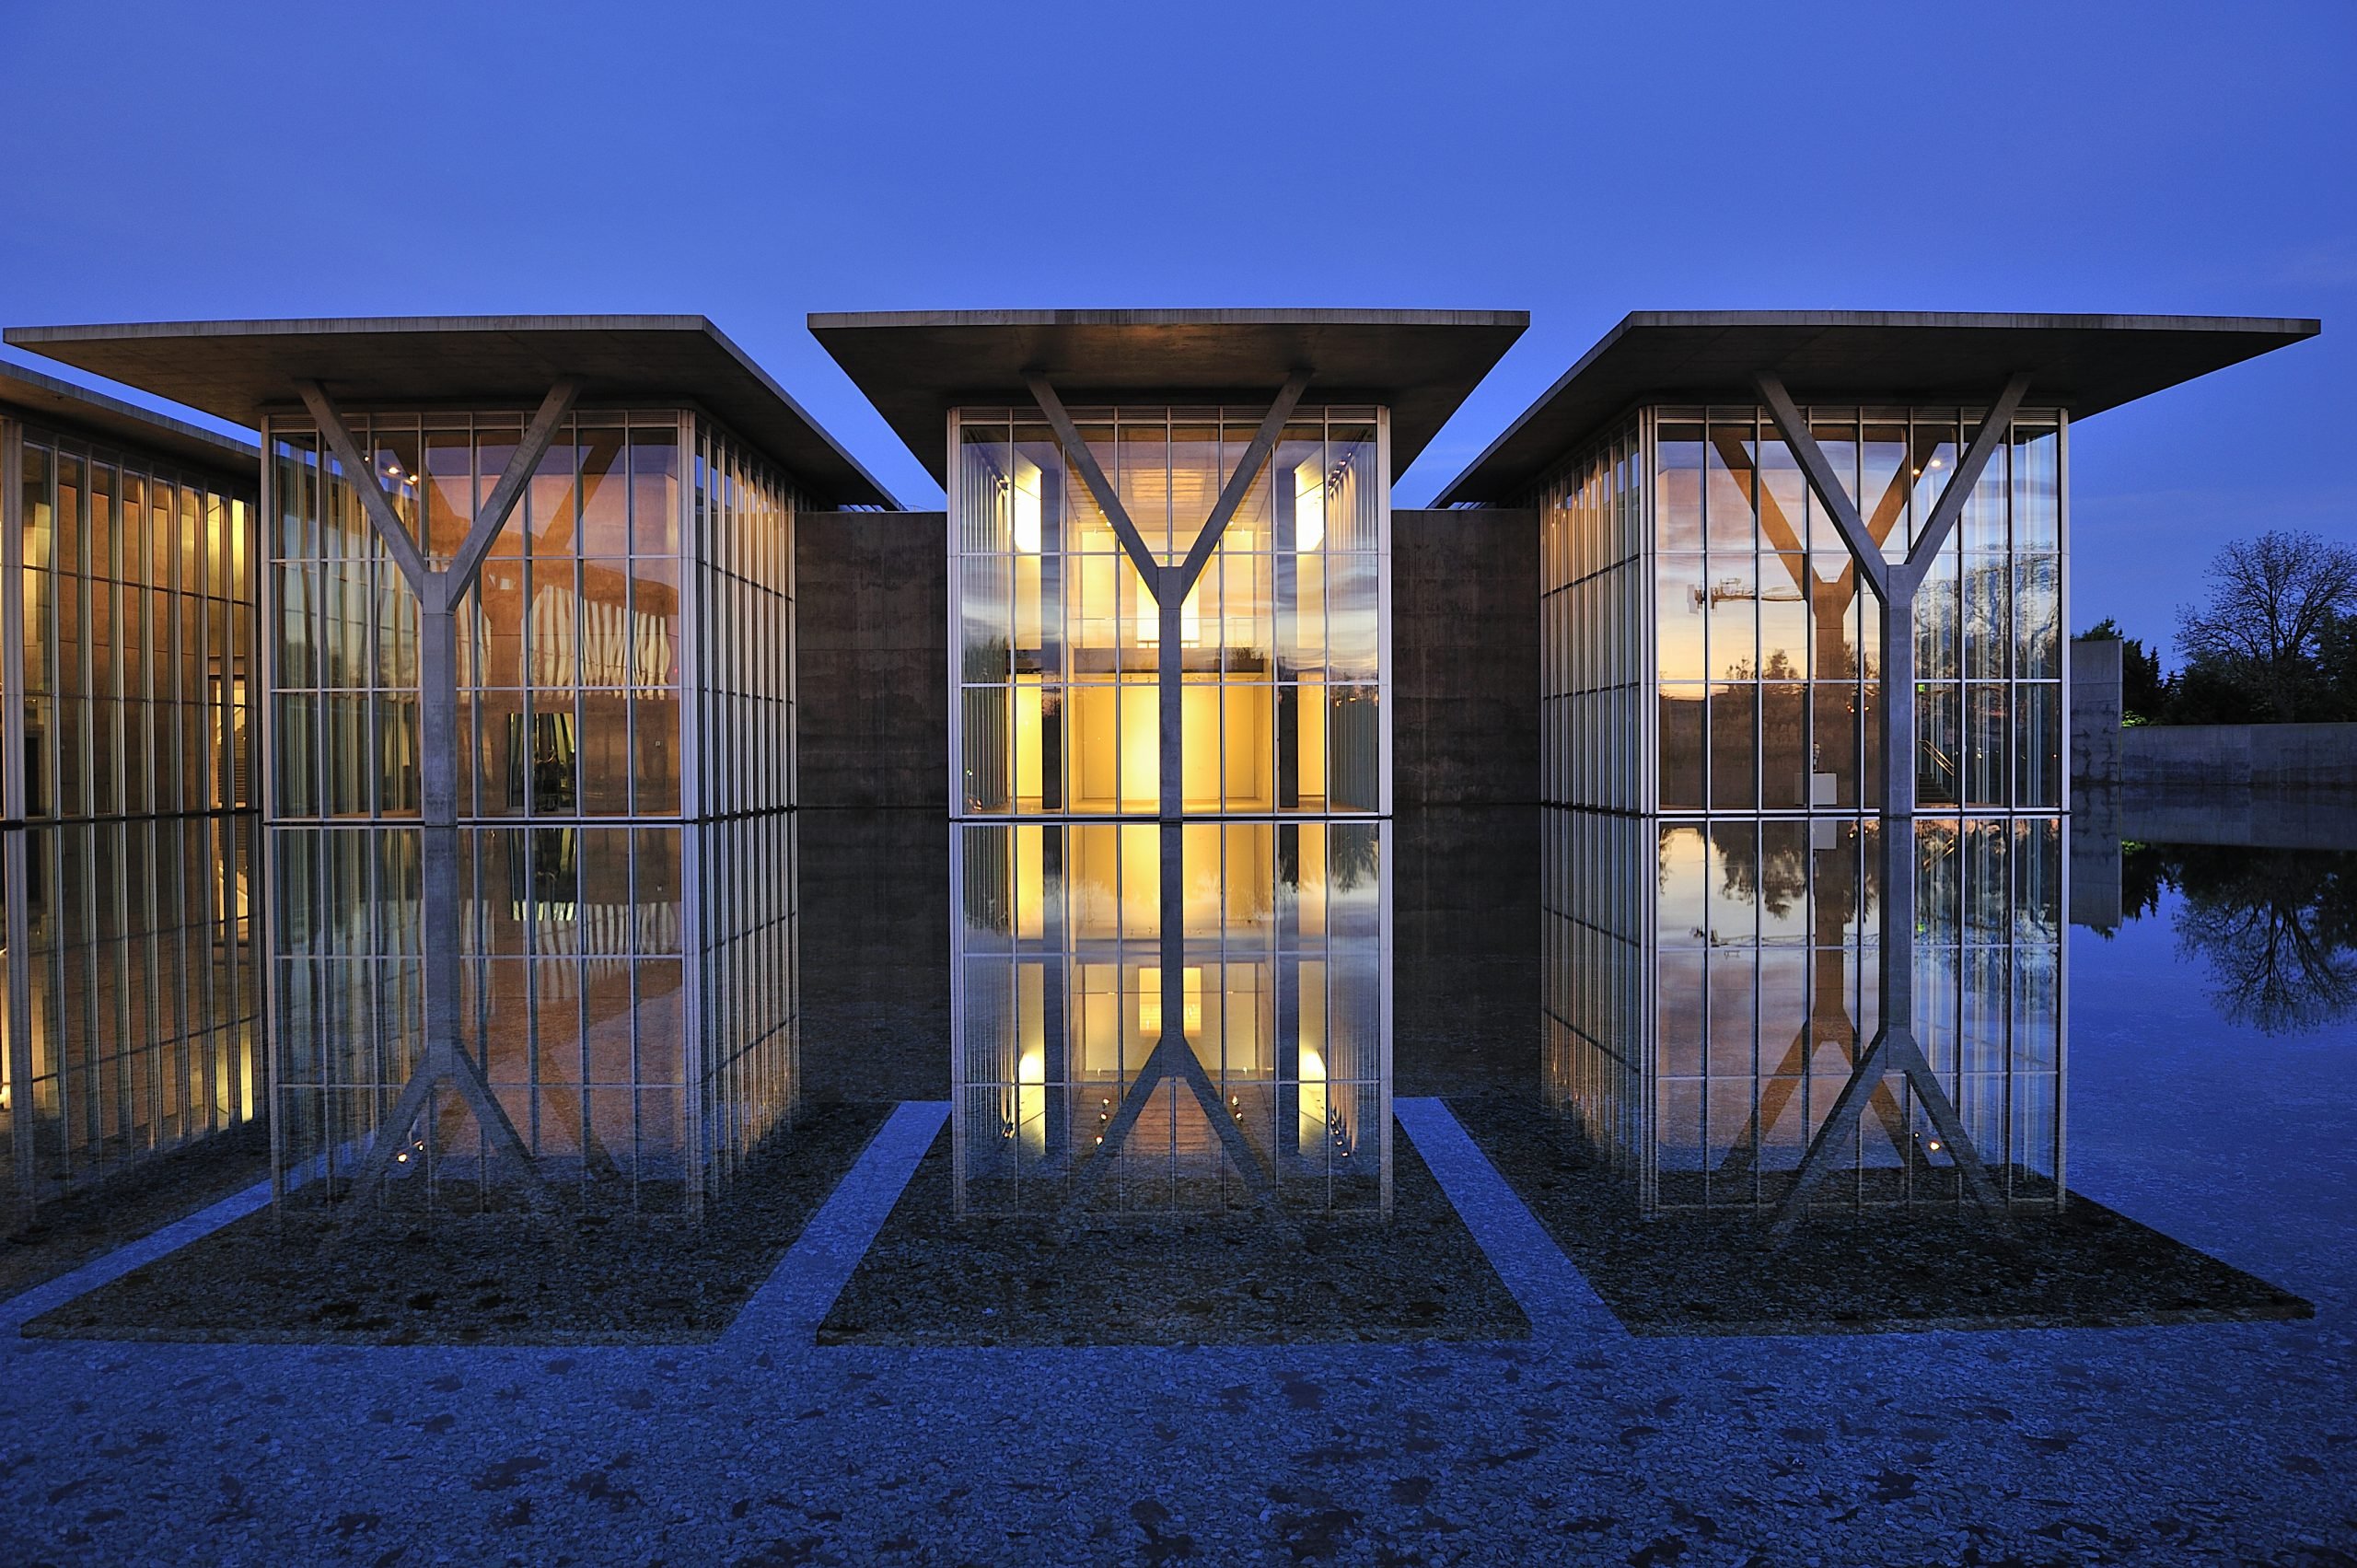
[0,359,258,482]
[3,315,900,509]
[807,308,1528,484]
[1433,310,2321,505]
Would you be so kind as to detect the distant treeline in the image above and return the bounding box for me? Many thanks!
[2084,529,2357,724]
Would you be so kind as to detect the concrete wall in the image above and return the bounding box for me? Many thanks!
[1391,509,1539,807]
[795,507,1541,809]
[788,505,1545,1102]
[1393,807,1540,1097]
[795,511,947,811]
[2069,635,2123,794]
[2119,722,2357,793]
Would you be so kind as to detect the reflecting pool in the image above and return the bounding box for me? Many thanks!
[950,819,1388,1216]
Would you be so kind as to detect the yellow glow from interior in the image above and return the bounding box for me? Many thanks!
[1012,455,1043,552]
[1014,683,1044,810]
[1136,586,1203,647]
[1298,686,1327,805]
[1299,1042,1328,1134]
[1015,824,1044,938]
[1295,465,1326,552]
[1139,966,1202,1039]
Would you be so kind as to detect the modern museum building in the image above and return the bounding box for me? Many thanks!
[0,307,2316,1227]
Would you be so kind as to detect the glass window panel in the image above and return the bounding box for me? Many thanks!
[1708,684,1756,810]
[1760,682,1807,809]
[1916,549,1960,682]
[579,426,628,556]
[1657,424,1702,550]
[1326,554,1378,681]
[2015,555,2060,679]
[1120,421,1168,560]
[631,691,679,815]
[1707,552,1758,679]
[1966,684,2008,807]
[1759,546,1809,682]
[2012,424,2059,551]
[1908,420,1958,552]
[2014,684,2061,807]
[1705,425,1753,552]
[1656,553,1706,681]
[1326,422,1379,551]
[1167,422,1219,563]
[630,426,680,557]
[1809,684,1858,808]
[366,423,423,563]
[1860,424,1908,561]
[424,427,474,560]
[1918,684,1961,807]
[1658,685,1705,810]
[1963,553,2010,679]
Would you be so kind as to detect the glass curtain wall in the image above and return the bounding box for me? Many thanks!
[1534,404,2064,813]
[1532,400,2067,1214]
[949,402,1392,1215]
[1543,807,2064,1213]
[951,407,1385,818]
[954,820,1383,1214]
[262,408,801,1211]
[0,424,261,1227]
[1537,416,1645,811]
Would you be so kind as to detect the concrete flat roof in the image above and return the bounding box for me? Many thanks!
[1433,310,2322,505]
[807,308,1528,483]
[3,315,900,509]
[0,359,259,482]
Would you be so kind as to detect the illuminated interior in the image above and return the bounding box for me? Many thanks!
[954,407,1384,818]
[957,820,1382,1213]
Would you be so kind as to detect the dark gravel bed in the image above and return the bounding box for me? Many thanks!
[1446,1088,2315,1336]
[1,1119,270,1302]
[819,1120,1529,1346]
[22,1099,890,1345]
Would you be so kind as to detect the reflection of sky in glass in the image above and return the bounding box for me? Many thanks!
[1547,808,2063,1214]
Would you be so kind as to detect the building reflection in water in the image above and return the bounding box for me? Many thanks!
[270,813,797,1214]
[952,820,1389,1216]
[1545,807,2064,1214]
[1,819,262,1229]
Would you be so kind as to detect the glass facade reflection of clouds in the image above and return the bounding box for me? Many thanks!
[1545,807,2064,1213]
[948,396,1392,1216]
[265,408,805,1209]
[1492,337,2092,1224]
[1537,404,2064,814]
[1,406,261,1225]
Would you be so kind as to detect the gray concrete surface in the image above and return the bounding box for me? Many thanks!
[2120,721,2357,793]
[1392,509,1538,807]
[2071,635,2124,793]
[795,511,947,811]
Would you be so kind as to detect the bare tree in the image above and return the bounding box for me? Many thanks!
[2177,529,2357,719]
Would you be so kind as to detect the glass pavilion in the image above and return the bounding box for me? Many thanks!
[1434,311,2314,1219]
[813,309,1525,1214]
[5,317,896,1213]
[0,365,261,1230]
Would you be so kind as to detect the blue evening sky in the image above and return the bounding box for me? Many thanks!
[1,0,2348,656]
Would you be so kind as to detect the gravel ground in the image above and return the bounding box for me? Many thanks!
[819,1126,1527,1347]
[0,1121,270,1303]
[0,1090,2351,1566]
[23,1102,888,1346]
[1446,1087,2314,1337]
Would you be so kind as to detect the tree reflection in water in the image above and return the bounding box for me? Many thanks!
[2119,844,2357,1035]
